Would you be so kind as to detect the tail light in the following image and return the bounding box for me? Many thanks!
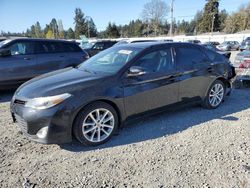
[244,59,250,63]
[239,63,245,68]
[239,58,250,68]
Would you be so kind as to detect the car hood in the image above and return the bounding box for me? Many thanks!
[15,67,107,99]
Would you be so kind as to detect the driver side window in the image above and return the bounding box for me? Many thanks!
[133,48,174,74]
[9,42,34,55]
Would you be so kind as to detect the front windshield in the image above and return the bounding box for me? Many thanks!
[78,46,142,74]
[0,39,11,48]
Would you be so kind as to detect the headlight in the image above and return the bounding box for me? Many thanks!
[25,93,72,110]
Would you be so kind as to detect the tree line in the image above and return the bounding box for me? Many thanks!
[1,0,250,39]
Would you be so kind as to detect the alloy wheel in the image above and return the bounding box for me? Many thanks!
[209,83,224,107]
[82,108,115,143]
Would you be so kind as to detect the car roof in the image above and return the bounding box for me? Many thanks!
[8,38,77,43]
[116,41,198,49]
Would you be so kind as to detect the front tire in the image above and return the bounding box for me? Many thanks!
[73,102,119,146]
[202,80,225,109]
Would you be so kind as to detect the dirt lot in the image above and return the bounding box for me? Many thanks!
[0,51,249,188]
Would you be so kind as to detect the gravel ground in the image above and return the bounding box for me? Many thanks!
[0,51,249,188]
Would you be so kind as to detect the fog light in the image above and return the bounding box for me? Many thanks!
[36,126,49,139]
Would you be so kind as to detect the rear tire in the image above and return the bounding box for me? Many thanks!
[73,102,119,146]
[202,80,225,109]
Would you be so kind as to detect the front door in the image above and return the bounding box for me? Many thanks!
[123,47,179,117]
[0,41,37,86]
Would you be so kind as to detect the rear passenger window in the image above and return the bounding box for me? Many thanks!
[205,49,224,62]
[175,46,208,69]
[36,42,50,54]
[49,42,63,53]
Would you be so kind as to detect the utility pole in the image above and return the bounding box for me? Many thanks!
[211,1,219,35]
[170,0,174,37]
[211,13,215,35]
[86,16,91,38]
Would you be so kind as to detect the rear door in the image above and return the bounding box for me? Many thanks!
[174,44,213,102]
[0,40,38,86]
[123,47,179,116]
[35,41,67,74]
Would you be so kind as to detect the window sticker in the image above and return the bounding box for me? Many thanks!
[118,50,133,55]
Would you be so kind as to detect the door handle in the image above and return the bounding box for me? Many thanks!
[207,67,213,73]
[168,76,176,82]
[23,57,31,60]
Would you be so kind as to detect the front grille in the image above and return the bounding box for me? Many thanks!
[14,99,26,105]
[15,114,28,132]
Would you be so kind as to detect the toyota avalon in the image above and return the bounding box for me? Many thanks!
[11,42,234,146]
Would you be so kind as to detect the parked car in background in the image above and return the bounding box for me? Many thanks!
[11,42,234,146]
[114,39,159,46]
[239,37,250,51]
[0,38,89,89]
[115,39,173,46]
[204,41,220,47]
[84,40,117,57]
[233,50,250,88]
[186,40,201,44]
[201,43,231,59]
[217,41,240,51]
[0,37,6,42]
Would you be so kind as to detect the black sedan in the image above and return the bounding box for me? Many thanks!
[11,42,234,146]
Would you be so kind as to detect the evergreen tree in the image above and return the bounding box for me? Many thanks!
[50,18,59,39]
[87,17,97,37]
[74,8,87,39]
[198,0,220,33]
[34,21,43,38]
[30,25,36,38]
[66,28,75,39]
[106,22,120,38]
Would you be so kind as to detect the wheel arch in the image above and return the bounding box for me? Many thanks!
[217,77,231,89]
[71,99,122,138]
[203,77,231,100]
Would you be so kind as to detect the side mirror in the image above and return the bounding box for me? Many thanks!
[127,66,146,77]
[0,49,11,57]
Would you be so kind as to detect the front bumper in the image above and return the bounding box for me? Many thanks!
[10,99,73,144]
